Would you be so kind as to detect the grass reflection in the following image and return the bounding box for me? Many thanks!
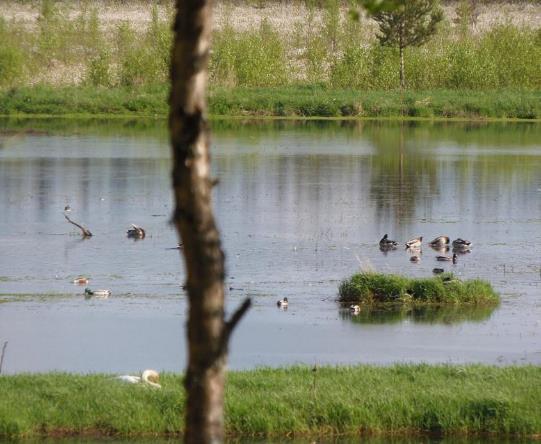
[340,303,497,325]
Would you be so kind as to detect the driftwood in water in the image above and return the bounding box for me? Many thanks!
[64,214,92,237]
[127,224,146,239]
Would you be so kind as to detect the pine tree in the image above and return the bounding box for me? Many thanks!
[373,0,443,89]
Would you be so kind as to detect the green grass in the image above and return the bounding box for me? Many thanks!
[339,272,500,306]
[0,365,540,439]
[0,86,539,120]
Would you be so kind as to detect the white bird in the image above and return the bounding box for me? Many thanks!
[350,304,360,314]
[117,369,161,388]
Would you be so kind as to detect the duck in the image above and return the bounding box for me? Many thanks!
[452,238,472,248]
[127,224,146,239]
[277,297,288,308]
[429,236,450,247]
[436,253,457,264]
[72,276,89,285]
[350,304,360,314]
[432,268,445,274]
[84,288,111,298]
[116,369,161,389]
[410,255,421,263]
[379,234,398,248]
[405,236,422,248]
[64,205,71,213]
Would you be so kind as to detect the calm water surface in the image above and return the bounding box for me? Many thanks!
[0,119,540,373]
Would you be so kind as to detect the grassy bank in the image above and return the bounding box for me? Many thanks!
[0,365,540,439]
[1,86,540,120]
[339,272,499,306]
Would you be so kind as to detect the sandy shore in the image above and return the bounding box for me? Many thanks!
[1,0,540,34]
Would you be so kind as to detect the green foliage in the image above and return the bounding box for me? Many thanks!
[211,20,288,87]
[85,49,112,87]
[338,271,499,306]
[0,366,540,438]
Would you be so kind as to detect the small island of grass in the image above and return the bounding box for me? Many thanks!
[339,272,499,306]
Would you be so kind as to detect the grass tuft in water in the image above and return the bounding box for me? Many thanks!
[338,271,499,306]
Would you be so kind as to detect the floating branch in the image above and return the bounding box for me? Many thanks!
[64,214,92,237]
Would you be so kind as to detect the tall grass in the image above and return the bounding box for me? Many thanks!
[0,365,540,439]
[338,272,499,306]
[0,3,539,91]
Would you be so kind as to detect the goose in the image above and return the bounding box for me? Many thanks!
[127,224,146,239]
[436,253,457,264]
[429,236,450,247]
[277,297,288,308]
[72,276,89,285]
[405,236,422,249]
[379,234,398,248]
[350,304,360,314]
[117,369,161,389]
[452,238,471,248]
[84,288,111,298]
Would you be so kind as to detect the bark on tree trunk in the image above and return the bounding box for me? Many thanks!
[169,2,250,443]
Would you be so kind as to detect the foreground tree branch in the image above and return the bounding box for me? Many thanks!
[169,1,250,442]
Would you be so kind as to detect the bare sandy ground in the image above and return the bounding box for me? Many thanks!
[1,0,540,34]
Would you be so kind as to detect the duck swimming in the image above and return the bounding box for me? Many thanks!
[127,224,146,239]
[277,297,288,308]
[405,236,422,249]
[117,369,161,389]
[452,238,472,248]
[350,304,360,314]
[436,253,457,264]
[410,255,421,263]
[432,268,445,274]
[84,288,111,298]
[379,234,398,248]
[429,236,450,247]
[73,276,89,285]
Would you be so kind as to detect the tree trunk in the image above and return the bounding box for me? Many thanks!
[399,21,405,90]
[169,2,250,443]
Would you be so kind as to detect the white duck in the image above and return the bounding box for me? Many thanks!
[117,369,161,388]
[84,288,111,298]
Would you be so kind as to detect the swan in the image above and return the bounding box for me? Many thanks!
[405,236,422,248]
[117,369,161,388]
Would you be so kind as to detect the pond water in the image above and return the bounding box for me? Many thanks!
[0,119,540,374]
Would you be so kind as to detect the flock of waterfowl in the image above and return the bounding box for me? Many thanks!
[379,234,472,267]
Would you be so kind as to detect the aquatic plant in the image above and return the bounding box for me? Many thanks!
[338,271,499,306]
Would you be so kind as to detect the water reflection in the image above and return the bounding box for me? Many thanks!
[0,118,540,372]
[340,304,497,325]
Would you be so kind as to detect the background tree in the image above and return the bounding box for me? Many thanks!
[169,1,250,442]
[372,0,443,89]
